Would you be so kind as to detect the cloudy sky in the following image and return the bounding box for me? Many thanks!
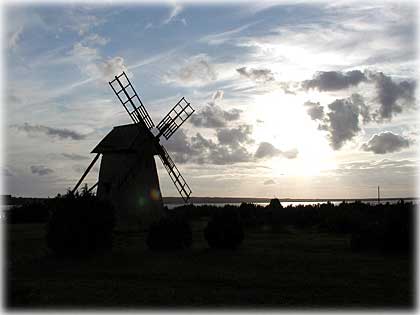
[3,1,419,199]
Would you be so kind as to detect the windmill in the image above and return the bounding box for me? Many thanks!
[71,72,194,228]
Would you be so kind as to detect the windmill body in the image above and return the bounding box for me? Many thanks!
[93,124,164,228]
[72,72,194,230]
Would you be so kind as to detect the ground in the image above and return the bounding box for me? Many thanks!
[5,219,413,310]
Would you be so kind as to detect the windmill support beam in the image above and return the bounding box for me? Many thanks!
[88,181,98,193]
[71,153,101,194]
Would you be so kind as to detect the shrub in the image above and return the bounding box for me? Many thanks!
[350,201,414,255]
[46,188,115,257]
[146,215,192,250]
[6,202,49,224]
[204,207,244,249]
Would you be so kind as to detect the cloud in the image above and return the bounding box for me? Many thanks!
[281,148,299,159]
[190,98,242,128]
[163,3,183,25]
[304,101,324,120]
[82,33,109,46]
[264,179,276,185]
[3,167,14,177]
[321,97,362,150]
[362,132,411,154]
[254,142,279,159]
[200,22,258,45]
[236,67,275,83]
[144,22,153,30]
[13,123,86,140]
[70,42,129,82]
[254,142,298,159]
[316,94,371,150]
[367,71,416,119]
[162,129,193,163]
[351,93,371,123]
[30,165,54,176]
[8,25,23,49]
[68,11,104,36]
[72,165,99,174]
[164,126,255,165]
[96,57,129,81]
[216,125,253,147]
[303,70,367,91]
[163,54,217,86]
[212,90,224,102]
[62,153,89,160]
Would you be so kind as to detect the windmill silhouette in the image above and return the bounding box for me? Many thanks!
[72,72,194,228]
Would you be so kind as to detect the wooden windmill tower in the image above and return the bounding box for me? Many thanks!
[72,72,194,228]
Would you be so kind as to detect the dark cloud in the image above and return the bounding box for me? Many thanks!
[362,132,410,154]
[13,123,86,140]
[207,144,253,165]
[62,153,89,160]
[164,129,251,165]
[264,179,276,185]
[166,125,296,165]
[216,125,253,147]
[323,97,362,150]
[367,71,416,120]
[236,67,275,83]
[303,70,367,91]
[304,101,324,120]
[188,132,252,165]
[315,94,371,150]
[255,142,280,159]
[30,165,54,176]
[190,104,242,128]
[162,129,193,163]
[255,142,298,159]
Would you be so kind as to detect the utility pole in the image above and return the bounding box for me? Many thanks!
[377,186,380,204]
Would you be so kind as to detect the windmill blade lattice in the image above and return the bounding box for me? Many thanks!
[157,97,195,140]
[109,72,155,130]
[155,143,192,202]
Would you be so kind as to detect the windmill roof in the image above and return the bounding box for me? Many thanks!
[91,124,152,153]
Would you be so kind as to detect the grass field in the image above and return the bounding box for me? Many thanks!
[5,219,414,310]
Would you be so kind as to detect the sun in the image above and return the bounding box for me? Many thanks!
[249,91,337,177]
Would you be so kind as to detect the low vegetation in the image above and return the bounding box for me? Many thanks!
[146,214,192,250]
[204,206,244,249]
[173,199,414,255]
[46,188,115,257]
[4,194,414,255]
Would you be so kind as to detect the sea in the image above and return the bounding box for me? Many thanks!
[164,199,412,210]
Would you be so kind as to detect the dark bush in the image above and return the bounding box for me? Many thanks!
[204,207,244,249]
[267,198,283,209]
[6,202,49,224]
[46,189,115,257]
[147,215,192,250]
[351,201,414,254]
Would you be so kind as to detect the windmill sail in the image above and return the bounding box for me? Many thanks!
[109,72,154,130]
[155,143,192,202]
[156,97,194,140]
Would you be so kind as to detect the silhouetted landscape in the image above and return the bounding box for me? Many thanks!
[5,192,414,309]
[4,1,418,312]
